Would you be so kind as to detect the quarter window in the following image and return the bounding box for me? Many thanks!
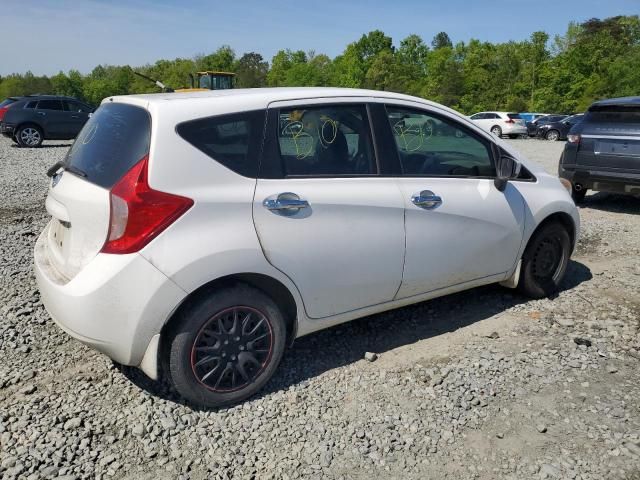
[385,106,495,177]
[276,104,376,176]
[177,110,265,178]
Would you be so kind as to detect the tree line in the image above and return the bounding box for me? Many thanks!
[0,15,638,115]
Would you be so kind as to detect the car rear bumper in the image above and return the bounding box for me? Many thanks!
[559,164,640,193]
[503,125,527,135]
[34,225,187,367]
[1,122,15,135]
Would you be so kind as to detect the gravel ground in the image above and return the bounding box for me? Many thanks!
[1,137,639,480]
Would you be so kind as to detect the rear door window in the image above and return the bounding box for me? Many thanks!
[37,100,64,111]
[276,104,376,176]
[64,102,151,189]
[177,110,265,178]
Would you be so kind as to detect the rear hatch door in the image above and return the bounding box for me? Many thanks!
[577,105,640,172]
[44,101,151,280]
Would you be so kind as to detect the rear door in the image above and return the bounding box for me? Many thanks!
[253,100,405,319]
[35,99,66,137]
[577,106,640,172]
[381,103,525,297]
[44,101,151,280]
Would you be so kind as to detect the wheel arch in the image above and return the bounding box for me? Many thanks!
[526,211,576,253]
[160,272,299,349]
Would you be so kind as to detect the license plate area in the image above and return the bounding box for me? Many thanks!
[47,219,71,266]
[594,139,640,157]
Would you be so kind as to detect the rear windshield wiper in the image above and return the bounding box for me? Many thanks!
[46,161,87,178]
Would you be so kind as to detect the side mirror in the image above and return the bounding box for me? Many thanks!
[494,155,521,192]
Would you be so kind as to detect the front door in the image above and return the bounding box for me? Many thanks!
[382,104,526,298]
[253,101,405,318]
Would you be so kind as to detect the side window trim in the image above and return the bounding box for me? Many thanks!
[263,102,379,179]
[382,103,498,179]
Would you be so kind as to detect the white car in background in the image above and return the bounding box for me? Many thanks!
[469,111,528,138]
[35,88,579,408]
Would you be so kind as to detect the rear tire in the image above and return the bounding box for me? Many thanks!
[545,130,560,141]
[490,126,502,137]
[16,125,43,147]
[571,185,587,203]
[518,222,571,299]
[166,284,286,408]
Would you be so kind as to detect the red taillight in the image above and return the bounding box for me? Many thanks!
[567,134,581,144]
[0,106,11,121]
[505,118,515,124]
[101,155,193,254]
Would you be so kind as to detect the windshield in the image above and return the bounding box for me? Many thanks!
[64,102,150,189]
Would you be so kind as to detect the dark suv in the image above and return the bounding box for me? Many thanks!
[559,97,640,202]
[0,95,93,147]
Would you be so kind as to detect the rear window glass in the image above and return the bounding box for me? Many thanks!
[176,110,265,178]
[25,101,37,109]
[507,113,522,119]
[64,102,150,189]
[0,98,17,108]
[585,105,640,124]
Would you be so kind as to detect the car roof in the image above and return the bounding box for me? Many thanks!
[22,94,83,101]
[590,96,640,108]
[108,87,461,115]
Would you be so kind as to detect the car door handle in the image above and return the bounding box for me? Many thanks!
[71,115,80,119]
[37,112,46,116]
[263,193,309,212]
[411,190,442,209]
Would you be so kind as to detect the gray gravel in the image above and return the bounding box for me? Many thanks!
[1,137,639,480]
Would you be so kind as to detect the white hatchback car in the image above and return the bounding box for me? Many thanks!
[468,111,528,138]
[35,88,579,407]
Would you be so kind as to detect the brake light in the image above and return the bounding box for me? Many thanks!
[101,155,193,254]
[567,134,581,144]
[504,119,515,124]
[0,105,12,121]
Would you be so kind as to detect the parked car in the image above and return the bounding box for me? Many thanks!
[526,114,567,137]
[0,95,93,147]
[536,114,584,141]
[468,111,527,138]
[559,96,640,202]
[519,112,548,123]
[35,88,579,408]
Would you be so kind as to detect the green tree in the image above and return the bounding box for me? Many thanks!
[431,32,453,49]
[235,52,268,88]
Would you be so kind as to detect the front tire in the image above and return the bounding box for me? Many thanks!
[16,125,43,147]
[518,222,571,299]
[166,284,286,408]
[490,126,502,137]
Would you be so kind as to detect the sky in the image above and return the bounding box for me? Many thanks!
[2,0,638,76]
